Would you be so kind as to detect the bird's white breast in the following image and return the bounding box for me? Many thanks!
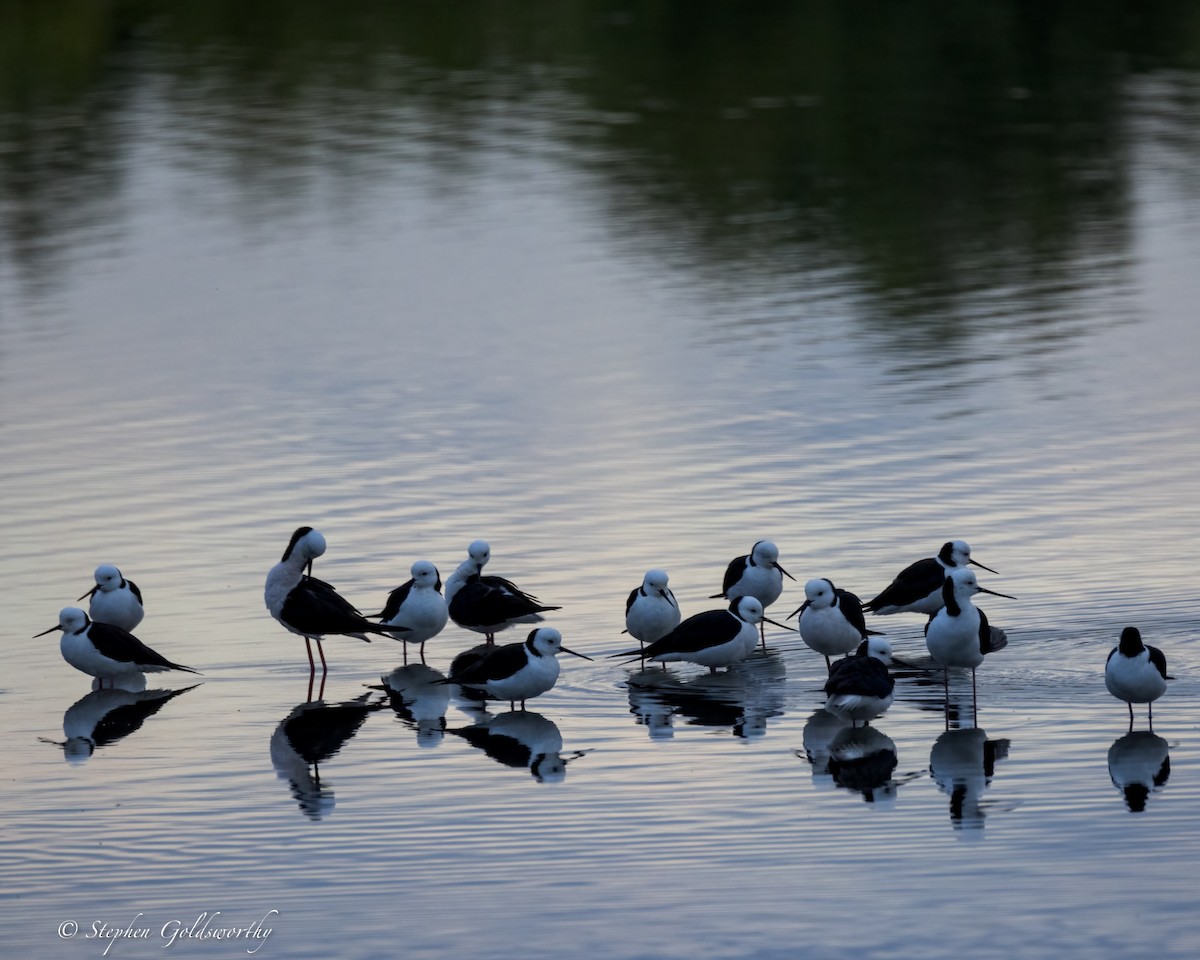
[1105,652,1168,703]
[800,606,862,656]
[925,608,984,668]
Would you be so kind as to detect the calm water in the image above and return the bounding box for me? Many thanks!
[3,5,1200,959]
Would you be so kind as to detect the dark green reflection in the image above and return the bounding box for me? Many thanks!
[2,0,1199,348]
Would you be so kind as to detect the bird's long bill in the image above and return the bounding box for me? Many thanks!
[978,586,1017,600]
[33,624,63,638]
[561,645,595,661]
[776,562,797,582]
[76,584,99,601]
[763,616,798,632]
[969,558,1000,575]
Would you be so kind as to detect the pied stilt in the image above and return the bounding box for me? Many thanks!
[78,564,144,632]
[35,607,198,687]
[264,526,408,676]
[924,568,1015,720]
[710,540,796,648]
[792,577,879,672]
[442,627,592,710]
[866,540,997,616]
[624,568,681,651]
[1105,627,1172,730]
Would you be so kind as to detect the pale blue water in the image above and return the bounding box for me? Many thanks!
[3,13,1200,960]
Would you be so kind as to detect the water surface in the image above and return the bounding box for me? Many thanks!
[3,5,1200,959]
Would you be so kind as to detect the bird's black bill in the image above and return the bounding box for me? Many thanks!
[33,624,63,637]
[76,585,99,601]
[776,563,797,582]
[978,586,1017,600]
[763,616,797,632]
[561,645,595,661]
[969,558,1000,575]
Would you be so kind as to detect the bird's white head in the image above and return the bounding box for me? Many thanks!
[751,541,780,565]
[527,627,593,661]
[945,566,1015,603]
[282,526,327,563]
[803,578,837,609]
[467,540,491,572]
[946,540,973,567]
[93,564,123,592]
[862,636,893,663]
[55,607,90,634]
[642,568,671,595]
[946,567,982,597]
[944,539,999,575]
[733,596,766,624]
[529,627,563,655]
[410,560,441,589]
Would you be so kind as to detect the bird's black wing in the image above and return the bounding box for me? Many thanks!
[284,579,405,638]
[450,579,558,629]
[866,557,940,611]
[87,622,197,673]
[625,586,640,617]
[375,578,414,621]
[481,574,545,605]
[712,555,748,598]
[824,657,894,699]
[643,609,737,657]
[447,642,529,685]
[835,589,872,639]
[1148,645,1173,681]
[126,578,144,605]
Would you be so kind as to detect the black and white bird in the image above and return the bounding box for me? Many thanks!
[373,560,449,662]
[442,627,592,710]
[624,568,681,651]
[866,540,998,617]
[792,577,879,672]
[264,526,408,674]
[35,607,198,687]
[445,540,559,644]
[611,596,790,673]
[823,636,895,725]
[78,564,145,632]
[924,568,1015,713]
[711,540,796,648]
[1105,627,1172,730]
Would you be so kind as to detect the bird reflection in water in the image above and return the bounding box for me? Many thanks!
[624,654,785,740]
[800,708,853,785]
[929,726,1014,833]
[447,711,587,783]
[377,663,451,748]
[270,692,386,820]
[795,710,922,805]
[40,685,200,763]
[826,726,923,807]
[1107,731,1170,813]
